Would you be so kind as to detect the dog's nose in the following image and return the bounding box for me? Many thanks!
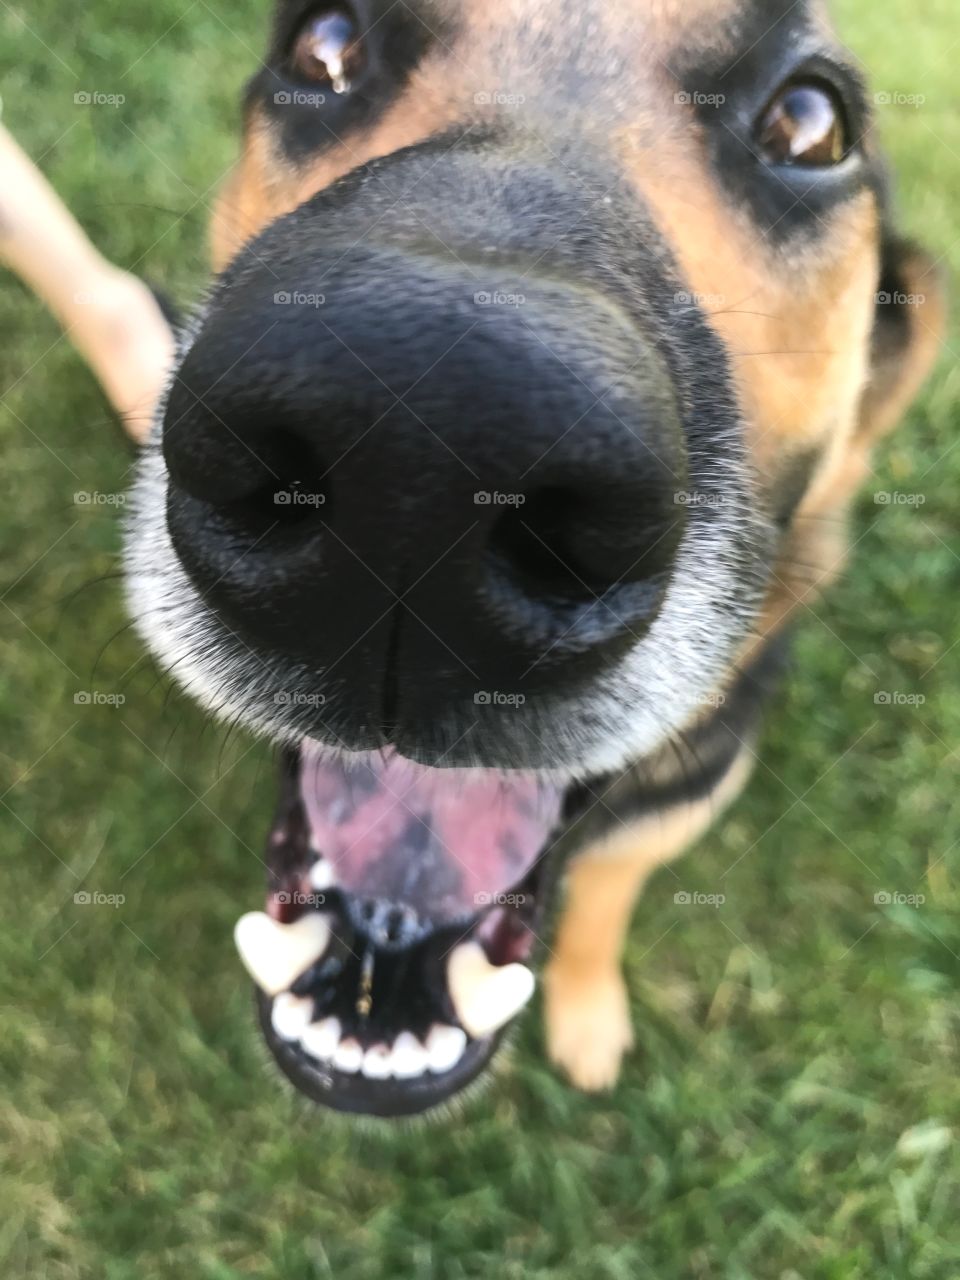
[162,243,687,731]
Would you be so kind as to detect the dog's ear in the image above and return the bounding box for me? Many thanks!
[856,233,947,444]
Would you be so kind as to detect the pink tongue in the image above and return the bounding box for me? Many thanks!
[299,745,563,924]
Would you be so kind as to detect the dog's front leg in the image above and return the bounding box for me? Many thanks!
[545,748,755,1091]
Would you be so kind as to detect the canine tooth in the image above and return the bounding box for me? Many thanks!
[362,1043,393,1080]
[425,1023,468,1074]
[391,1031,428,1079]
[333,1037,363,1074]
[233,911,330,996]
[301,1016,340,1061]
[309,859,336,892]
[446,941,535,1039]
[271,992,314,1040]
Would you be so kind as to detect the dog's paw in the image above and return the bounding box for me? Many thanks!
[543,964,634,1092]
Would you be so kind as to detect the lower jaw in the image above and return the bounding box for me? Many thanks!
[258,991,505,1117]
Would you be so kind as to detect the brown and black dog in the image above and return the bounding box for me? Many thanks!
[120,0,944,1116]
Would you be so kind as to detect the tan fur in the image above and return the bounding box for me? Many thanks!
[545,748,755,1088]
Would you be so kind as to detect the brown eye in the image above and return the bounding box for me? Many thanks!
[757,83,847,166]
[291,10,366,94]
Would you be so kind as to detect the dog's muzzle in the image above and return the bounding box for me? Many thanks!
[160,148,688,758]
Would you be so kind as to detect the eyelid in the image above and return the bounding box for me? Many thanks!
[778,54,870,143]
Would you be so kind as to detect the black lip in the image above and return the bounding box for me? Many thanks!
[257,990,502,1117]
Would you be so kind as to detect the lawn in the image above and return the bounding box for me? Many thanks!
[1,1,958,1276]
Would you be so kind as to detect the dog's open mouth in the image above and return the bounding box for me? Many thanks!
[234,744,565,1116]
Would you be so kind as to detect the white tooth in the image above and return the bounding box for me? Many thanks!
[271,992,314,1040]
[333,1038,363,1074]
[391,1031,429,1079]
[233,911,331,995]
[301,1016,340,1062]
[362,1043,393,1080]
[446,941,535,1040]
[425,1023,468,1074]
[309,859,336,892]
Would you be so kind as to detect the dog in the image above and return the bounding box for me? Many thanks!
[120,0,944,1117]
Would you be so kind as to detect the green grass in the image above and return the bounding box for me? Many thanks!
[1,2,959,1276]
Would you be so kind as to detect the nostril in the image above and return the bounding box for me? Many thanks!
[170,423,329,540]
[225,471,330,538]
[489,486,588,598]
[488,482,683,601]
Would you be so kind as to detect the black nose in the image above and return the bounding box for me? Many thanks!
[163,237,687,737]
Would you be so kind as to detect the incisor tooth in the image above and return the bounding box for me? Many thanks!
[333,1038,363,1073]
[391,1031,429,1079]
[301,1016,340,1062]
[362,1043,393,1079]
[271,992,314,1040]
[233,911,330,996]
[446,941,536,1039]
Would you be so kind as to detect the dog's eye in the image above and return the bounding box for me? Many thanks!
[757,82,847,166]
[291,10,365,94]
